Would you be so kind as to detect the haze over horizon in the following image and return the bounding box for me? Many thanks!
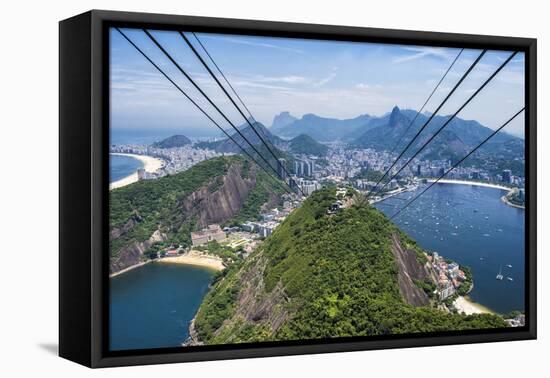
[110,28,526,138]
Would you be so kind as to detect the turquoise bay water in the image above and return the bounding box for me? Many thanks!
[110,154,143,183]
[375,183,525,314]
[109,263,214,351]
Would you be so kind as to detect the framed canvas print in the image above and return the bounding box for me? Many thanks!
[59,10,536,368]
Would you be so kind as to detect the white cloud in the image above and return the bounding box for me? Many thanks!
[393,47,452,64]
[314,72,337,87]
[216,36,304,54]
[231,79,294,91]
[355,83,382,90]
[256,75,307,84]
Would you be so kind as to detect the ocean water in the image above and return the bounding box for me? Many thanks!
[110,154,143,183]
[109,263,214,351]
[375,183,525,314]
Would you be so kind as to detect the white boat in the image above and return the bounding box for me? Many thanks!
[507,277,514,282]
[506,264,512,268]
[496,265,504,280]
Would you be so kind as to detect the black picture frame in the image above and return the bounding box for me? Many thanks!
[59,9,537,368]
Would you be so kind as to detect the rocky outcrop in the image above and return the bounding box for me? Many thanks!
[110,230,167,274]
[232,257,289,332]
[196,254,290,344]
[178,164,256,229]
[390,233,431,307]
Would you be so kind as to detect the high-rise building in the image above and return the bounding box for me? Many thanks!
[277,158,287,180]
[293,161,300,176]
[502,169,512,184]
[304,161,311,177]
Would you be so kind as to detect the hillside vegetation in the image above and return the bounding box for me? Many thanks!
[109,156,285,273]
[193,188,507,344]
[288,134,329,156]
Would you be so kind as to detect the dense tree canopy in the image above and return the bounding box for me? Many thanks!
[194,188,508,344]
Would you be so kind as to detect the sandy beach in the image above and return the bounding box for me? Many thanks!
[157,250,225,271]
[453,296,493,315]
[427,178,511,191]
[110,153,164,190]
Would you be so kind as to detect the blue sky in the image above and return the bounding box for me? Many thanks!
[110,28,525,138]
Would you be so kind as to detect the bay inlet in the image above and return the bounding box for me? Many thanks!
[109,263,215,351]
[375,182,525,314]
[110,153,143,183]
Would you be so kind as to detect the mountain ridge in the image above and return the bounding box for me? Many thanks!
[267,108,523,148]
[352,107,523,163]
[270,112,375,141]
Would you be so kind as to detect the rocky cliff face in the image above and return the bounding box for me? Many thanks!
[230,256,289,331]
[178,164,256,229]
[110,230,167,274]
[390,233,433,307]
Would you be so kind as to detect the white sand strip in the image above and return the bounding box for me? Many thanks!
[110,153,164,190]
[453,296,493,315]
[157,250,225,271]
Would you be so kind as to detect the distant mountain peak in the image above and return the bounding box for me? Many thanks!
[271,111,298,131]
[389,106,408,127]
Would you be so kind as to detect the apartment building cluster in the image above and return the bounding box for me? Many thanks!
[241,202,299,238]
[111,144,225,179]
[428,252,468,301]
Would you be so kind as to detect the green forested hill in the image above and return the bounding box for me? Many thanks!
[151,134,191,148]
[288,134,329,156]
[193,188,507,344]
[109,156,285,273]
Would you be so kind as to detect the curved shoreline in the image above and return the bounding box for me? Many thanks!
[109,260,151,278]
[109,251,224,278]
[157,250,225,271]
[427,179,525,210]
[453,295,494,315]
[426,178,511,191]
[109,153,164,190]
[383,179,521,315]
